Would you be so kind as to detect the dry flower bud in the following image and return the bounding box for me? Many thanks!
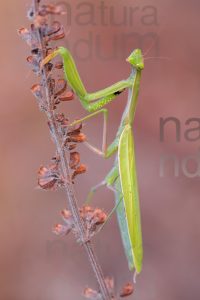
[55,61,63,69]
[18,27,30,38]
[82,206,94,214]
[83,288,102,300]
[80,206,94,220]
[40,4,66,16]
[46,21,61,36]
[69,152,80,169]
[55,79,67,97]
[53,224,71,236]
[72,164,87,180]
[93,209,107,225]
[120,283,134,298]
[49,27,65,41]
[67,144,77,151]
[61,209,72,221]
[59,90,74,101]
[67,133,86,143]
[27,55,40,73]
[31,84,42,100]
[38,165,62,190]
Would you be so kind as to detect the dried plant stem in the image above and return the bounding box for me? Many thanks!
[32,1,112,299]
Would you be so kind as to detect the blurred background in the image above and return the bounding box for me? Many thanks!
[0,0,200,299]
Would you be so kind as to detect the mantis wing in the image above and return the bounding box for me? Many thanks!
[114,176,135,270]
[118,125,143,273]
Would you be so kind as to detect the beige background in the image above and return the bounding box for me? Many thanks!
[0,0,200,299]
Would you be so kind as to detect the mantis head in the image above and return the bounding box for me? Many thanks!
[126,49,144,70]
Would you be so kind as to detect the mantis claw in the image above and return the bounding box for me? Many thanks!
[40,49,60,69]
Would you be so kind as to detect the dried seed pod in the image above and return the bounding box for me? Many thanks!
[49,27,65,41]
[40,4,66,15]
[55,79,67,97]
[59,90,74,101]
[67,123,82,135]
[55,61,63,69]
[27,55,40,73]
[81,206,94,214]
[66,133,86,143]
[93,209,107,225]
[120,283,134,298]
[72,164,87,180]
[69,152,80,169]
[31,84,43,100]
[67,144,77,151]
[80,206,94,220]
[18,27,38,48]
[18,27,30,40]
[83,288,102,300]
[53,224,72,236]
[61,209,72,220]
[55,113,65,123]
[46,21,61,36]
[38,165,63,191]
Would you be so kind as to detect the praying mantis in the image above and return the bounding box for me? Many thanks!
[42,47,144,275]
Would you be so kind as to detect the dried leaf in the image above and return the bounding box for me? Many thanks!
[120,283,134,298]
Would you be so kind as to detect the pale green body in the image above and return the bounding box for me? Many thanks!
[42,47,144,273]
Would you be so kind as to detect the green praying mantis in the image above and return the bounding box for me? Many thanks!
[42,46,144,276]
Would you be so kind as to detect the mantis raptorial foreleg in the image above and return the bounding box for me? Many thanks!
[41,47,134,113]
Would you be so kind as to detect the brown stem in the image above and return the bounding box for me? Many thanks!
[32,1,112,299]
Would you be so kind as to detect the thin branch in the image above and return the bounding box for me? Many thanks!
[31,1,112,299]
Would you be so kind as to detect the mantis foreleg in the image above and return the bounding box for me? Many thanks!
[41,47,134,113]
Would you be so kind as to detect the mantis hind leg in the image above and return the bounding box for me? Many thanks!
[85,181,106,204]
[70,108,108,157]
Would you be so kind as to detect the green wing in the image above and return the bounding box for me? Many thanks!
[114,176,135,270]
[118,125,143,273]
[105,165,135,270]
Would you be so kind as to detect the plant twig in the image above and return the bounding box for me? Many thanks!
[26,1,113,299]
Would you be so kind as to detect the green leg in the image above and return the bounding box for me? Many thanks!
[71,108,108,155]
[85,181,106,204]
[85,166,118,205]
[70,108,122,158]
[96,194,122,234]
[42,47,135,112]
